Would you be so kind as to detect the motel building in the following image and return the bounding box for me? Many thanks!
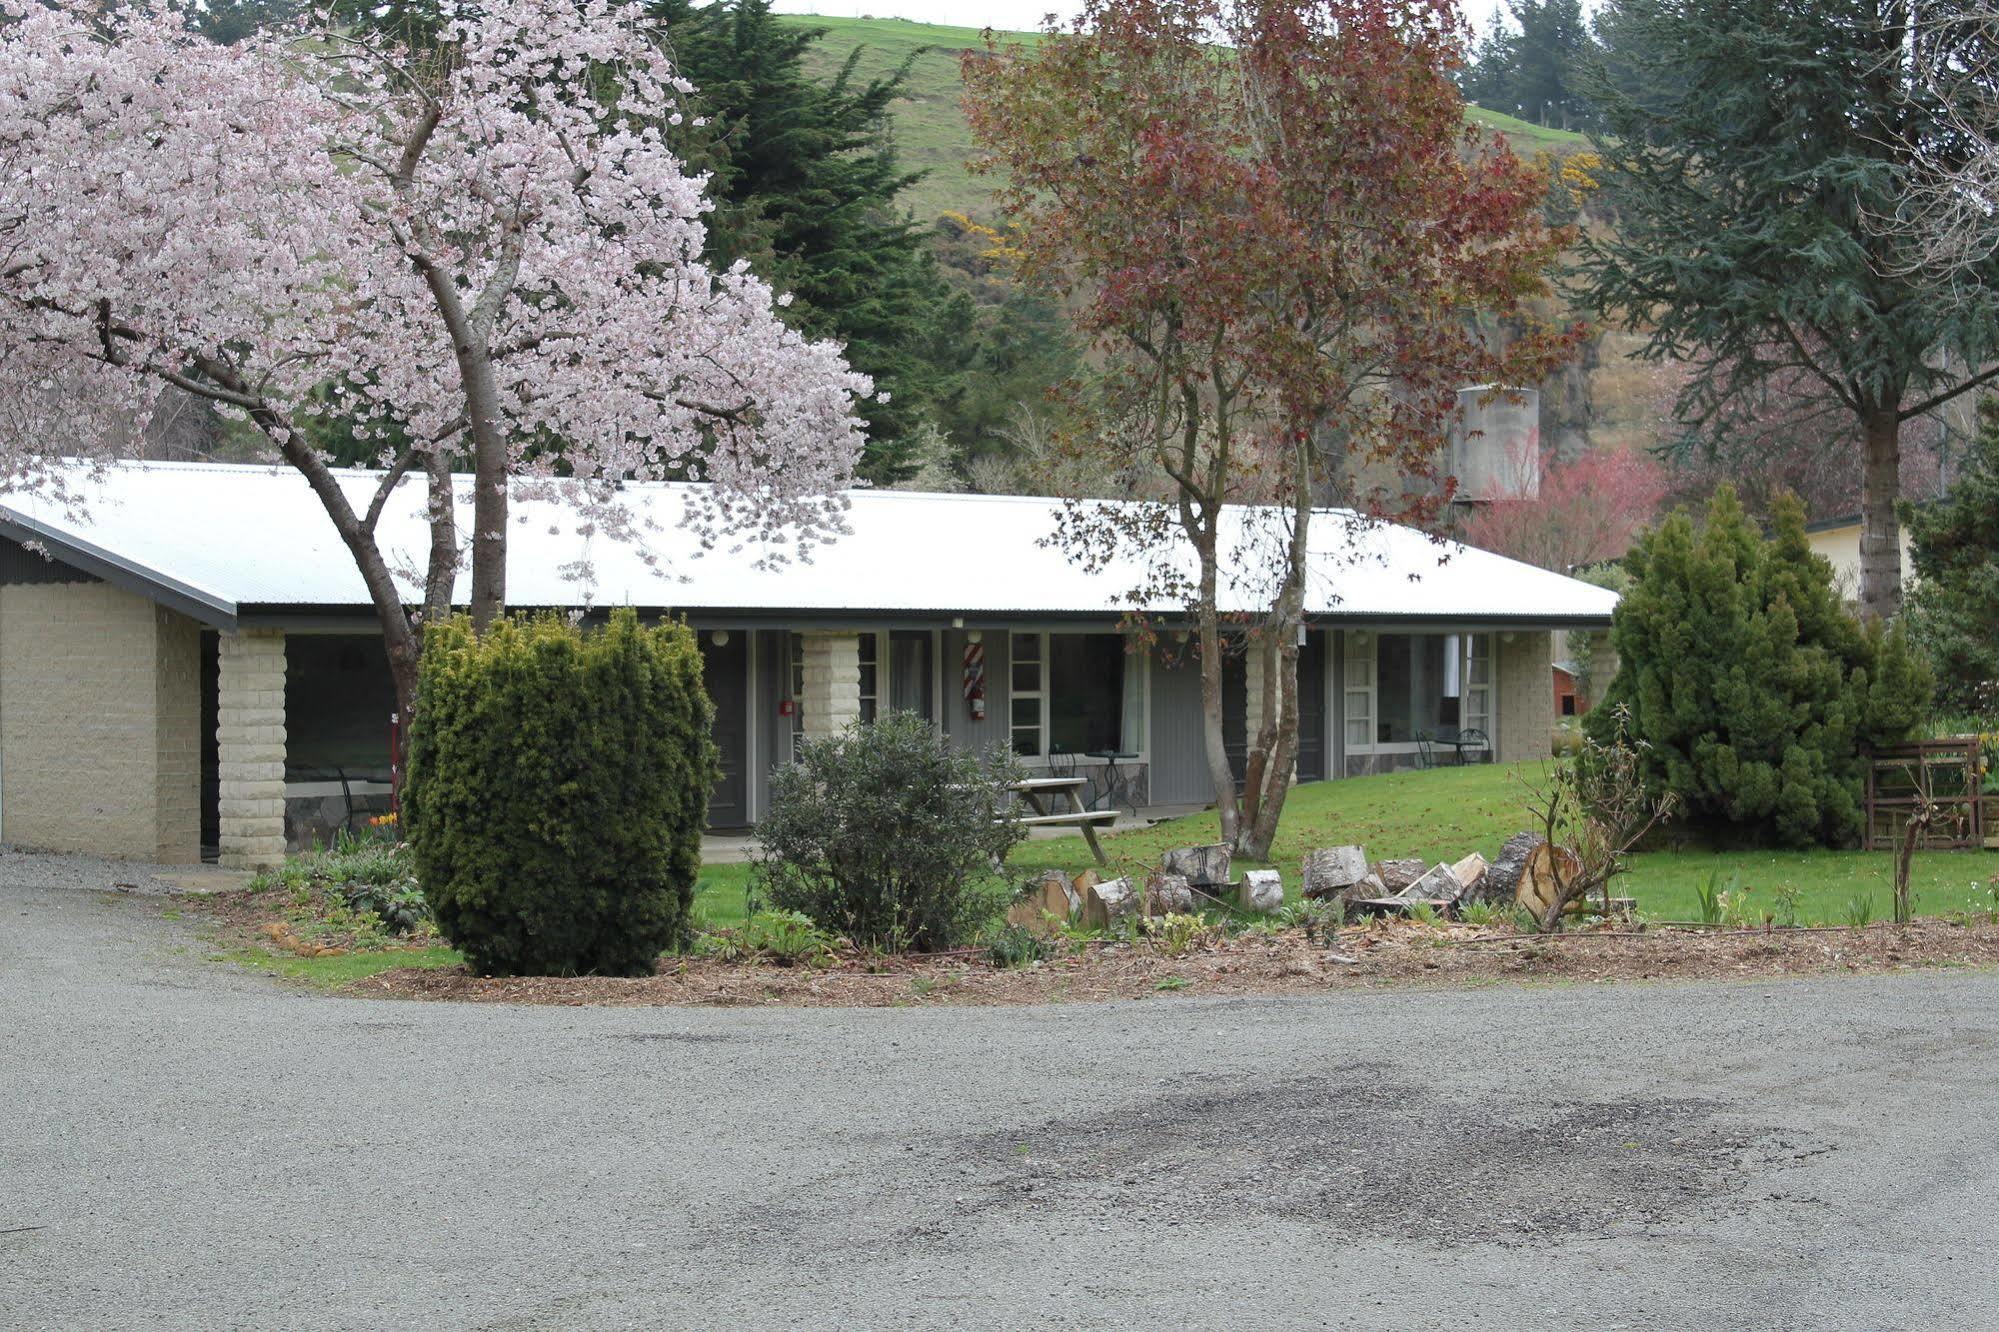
[0,462,1615,868]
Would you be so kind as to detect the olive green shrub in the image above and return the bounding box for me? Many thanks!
[1587,487,1930,847]
[403,609,716,976]
[754,712,1025,951]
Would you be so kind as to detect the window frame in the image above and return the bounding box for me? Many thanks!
[1343,629,1494,755]
[1006,629,1149,765]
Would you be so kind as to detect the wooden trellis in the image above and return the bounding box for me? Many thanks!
[1863,739,1989,851]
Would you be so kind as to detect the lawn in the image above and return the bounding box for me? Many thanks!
[694,762,1997,929]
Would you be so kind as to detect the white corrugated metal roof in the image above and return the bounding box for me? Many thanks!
[0,460,1617,625]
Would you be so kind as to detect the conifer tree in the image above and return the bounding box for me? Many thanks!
[1572,0,1999,623]
[1903,400,1999,715]
[1590,488,1930,846]
[655,0,961,483]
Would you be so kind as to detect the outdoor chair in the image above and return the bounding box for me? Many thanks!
[1415,731,1438,769]
[1455,728,1492,764]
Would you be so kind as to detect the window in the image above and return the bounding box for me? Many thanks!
[888,631,934,719]
[1343,632,1376,750]
[1560,693,1577,717]
[857,632,879,723]
[1345,631,1491,749]
[787,632,805,759]
[1009,632,1146,759]
[1464,635,1492,735]
[1009,633,1044,756]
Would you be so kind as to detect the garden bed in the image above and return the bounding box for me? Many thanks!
[335,916,1999,1007]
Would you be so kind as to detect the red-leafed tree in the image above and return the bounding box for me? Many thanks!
[1459,447,1667,573]
[964,0,1578,857]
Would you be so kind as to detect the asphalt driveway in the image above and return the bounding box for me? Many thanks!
[3,849,1996,1330]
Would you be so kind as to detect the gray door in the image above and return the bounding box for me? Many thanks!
[1297,633,1326,782]
[699,634,749,828]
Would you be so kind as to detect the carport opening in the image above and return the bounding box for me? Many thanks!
[285,634,398,849]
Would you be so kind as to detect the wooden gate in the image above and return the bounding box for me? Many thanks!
[1863,739,1990,851]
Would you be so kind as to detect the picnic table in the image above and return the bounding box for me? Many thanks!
[1005,776,1116,865]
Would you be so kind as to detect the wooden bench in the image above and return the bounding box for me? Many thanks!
[1003,776,1115,865]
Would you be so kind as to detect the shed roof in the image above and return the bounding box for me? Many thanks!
[0,460,1618,630]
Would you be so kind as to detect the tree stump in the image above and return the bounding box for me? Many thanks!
[1302,846,1368,899]
[1162,843,1233,887]
[1239,869,1284,914]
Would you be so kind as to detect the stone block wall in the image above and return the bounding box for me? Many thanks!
[1496,629,1555,764]
[0,582,201,862]
[798,632,860,742]
[217,631,286,870]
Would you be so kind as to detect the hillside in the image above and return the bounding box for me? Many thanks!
[780,14,1589,223]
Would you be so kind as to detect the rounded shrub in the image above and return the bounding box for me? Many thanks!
[753,712,1026,952]
[403,609,715,976]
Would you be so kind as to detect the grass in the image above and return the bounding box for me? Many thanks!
[695,761,1997,930]
[780,14,1590,224]
[213,943,462,988]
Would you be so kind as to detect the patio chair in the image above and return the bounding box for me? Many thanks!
[1455,728,1492,765]
[1415,731,1438,770]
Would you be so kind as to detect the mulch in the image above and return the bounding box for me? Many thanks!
[330,916,1999,1008]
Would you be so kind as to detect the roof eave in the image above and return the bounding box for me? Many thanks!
[0,511,239,631]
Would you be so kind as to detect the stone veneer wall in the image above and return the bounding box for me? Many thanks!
[217,631,287,870]
[1496,629,1555,765]
[797,632,860,742]
[0,582,200,862]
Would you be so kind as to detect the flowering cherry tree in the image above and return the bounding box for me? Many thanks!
[0,0,869,714]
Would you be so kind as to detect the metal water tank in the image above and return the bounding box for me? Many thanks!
[1447,386,1541,502]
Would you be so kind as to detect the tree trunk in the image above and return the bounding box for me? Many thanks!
[1859,405,1903,622]
[1192,529,1241,845]
[1236,444,1313,861]
[461,353,508,631]
[193,356,427,719]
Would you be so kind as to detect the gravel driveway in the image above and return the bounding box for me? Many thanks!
[3,849,1996,1330]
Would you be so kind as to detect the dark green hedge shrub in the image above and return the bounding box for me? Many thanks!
[1588,487,1930,847]
[403,609,715,976]
[753,712,1025,951]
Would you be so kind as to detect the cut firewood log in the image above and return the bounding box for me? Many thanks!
[1161,843,1232,887]
[1371,858,1427,892]
[1302,846,1368,899]
[1485,831,1542,904]
[1515,842,1586,920]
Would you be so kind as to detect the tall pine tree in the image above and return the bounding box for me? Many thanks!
[655,0,961,483]
[1572,1,1999,622]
